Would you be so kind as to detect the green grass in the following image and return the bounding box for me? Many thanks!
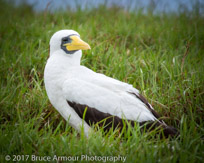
[0,1,204,163]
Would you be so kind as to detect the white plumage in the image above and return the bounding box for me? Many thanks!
[44,30,177,137]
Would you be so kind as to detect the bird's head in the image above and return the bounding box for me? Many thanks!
[49,30,91,55]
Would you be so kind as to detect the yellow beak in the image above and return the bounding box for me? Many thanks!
[63,35,91,51]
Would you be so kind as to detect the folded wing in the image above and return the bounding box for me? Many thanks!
[62,78,157,123]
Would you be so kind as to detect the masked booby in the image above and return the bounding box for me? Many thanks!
[44,30,178,137]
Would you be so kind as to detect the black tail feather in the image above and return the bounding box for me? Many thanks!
[140,121,179,138]
[162,125,179,137]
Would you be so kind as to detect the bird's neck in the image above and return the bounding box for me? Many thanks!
[51,50,82,66]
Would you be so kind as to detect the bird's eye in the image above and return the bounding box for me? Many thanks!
[62,37,69,42]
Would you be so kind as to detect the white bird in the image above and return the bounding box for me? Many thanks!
[44,29,178,137]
